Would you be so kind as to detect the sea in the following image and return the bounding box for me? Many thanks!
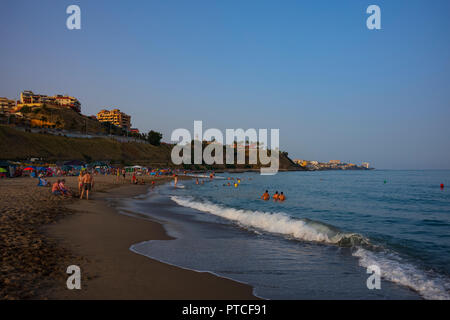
[117,170,450,300]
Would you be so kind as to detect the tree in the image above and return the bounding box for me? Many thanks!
[147,130,162,146]
[69,119,77,130]
[20,106,31,113]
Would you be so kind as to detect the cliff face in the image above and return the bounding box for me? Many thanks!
[0,126,301,170]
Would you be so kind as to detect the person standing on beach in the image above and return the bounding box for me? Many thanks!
[122,168,126,183]
[78,171,84,195]
[80,171,94,200]
[174,174,178,187]
[116,168,120,183]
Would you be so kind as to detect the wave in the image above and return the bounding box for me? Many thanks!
[353,248,450,300]
[170,195,450,300]
[170,196,369,246]
[186,174,226,179]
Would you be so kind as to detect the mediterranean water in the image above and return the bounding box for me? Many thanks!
[120,170,450,299]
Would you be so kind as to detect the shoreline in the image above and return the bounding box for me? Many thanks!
[43,178,257,299]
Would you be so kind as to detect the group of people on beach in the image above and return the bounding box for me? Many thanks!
[115,168,127,183]
[77,170,94,200]
[51,179,72,197]
[261,190,286,202]
[131,172,147,185]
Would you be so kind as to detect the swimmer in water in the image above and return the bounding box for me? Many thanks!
[261,190,270,201]
[195,178,199,185]
[273,191,279,201]
[174,174,178,187]
[279,192,286,201]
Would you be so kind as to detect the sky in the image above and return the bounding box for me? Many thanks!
[1,0,449,169]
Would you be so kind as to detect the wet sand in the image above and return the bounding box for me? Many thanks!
[1,175,256,299]
[0,174,119,299]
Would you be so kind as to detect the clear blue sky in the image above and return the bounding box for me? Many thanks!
[1,0,449,169]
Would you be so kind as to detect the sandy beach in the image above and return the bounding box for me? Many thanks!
[0,175,256,300]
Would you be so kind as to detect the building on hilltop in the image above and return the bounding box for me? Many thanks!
[19,90,50,105]
[53,95,81,113]
[0,97,16,113]
[96,109,131,130]
[17,90,81,113]
[293,159,308,166]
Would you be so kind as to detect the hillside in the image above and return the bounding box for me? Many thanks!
[16,105,125,135]
[0,125,301,170]
[0,125,172,166]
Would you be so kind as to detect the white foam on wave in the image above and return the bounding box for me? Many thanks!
[186,174,226,179]
[170,196,364,245]
[353,248,450,300]
[171,195,450,300]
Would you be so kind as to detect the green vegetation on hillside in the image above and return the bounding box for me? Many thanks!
[0,125,172,166]
[0,125,300,170]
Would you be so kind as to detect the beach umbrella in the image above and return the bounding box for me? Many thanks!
[0,168,7,173]
[0,160,12,167]
[64,160,85,166]
[88,161,109,168]
[23,167,35,171]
